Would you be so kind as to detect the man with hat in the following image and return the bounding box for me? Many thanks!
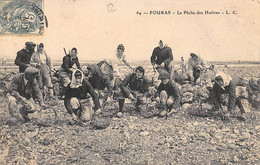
[211,71,247,121]
[7,67,46,122]
[118,66,150,113]
[155,70,181,117]
[151,40,173,74]
[187,53,206,83]
[31,43,54,98]
[15,42,36,73]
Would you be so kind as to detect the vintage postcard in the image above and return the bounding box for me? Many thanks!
[0,0,259,164]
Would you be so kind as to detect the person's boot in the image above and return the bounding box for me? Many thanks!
[19,107,30,121]
[239,113,246,121]
[118,99,125,112]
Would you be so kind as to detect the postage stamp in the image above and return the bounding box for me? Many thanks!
[0,0,46,35]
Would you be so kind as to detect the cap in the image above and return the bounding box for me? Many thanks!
[24,67,38,74]
[190,53,198,57]
[25,42,36,46]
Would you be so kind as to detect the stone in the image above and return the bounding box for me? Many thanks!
[233,129,239,134]
[193,121,199,126]
[117,112,123,118]
[233,155,240,162]
[255,125,260,130]
[140,131,150,136]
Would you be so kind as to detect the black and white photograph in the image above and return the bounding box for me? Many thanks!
[0,0,259,164]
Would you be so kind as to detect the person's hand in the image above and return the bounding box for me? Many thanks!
[106,96,111,102]
[129,94,135,100]
[40,103,47,109]
[26,64,32,67]
[156,97,160,103]
[95,108,101,115]
[36,64,41,68]
[190,76,194,82]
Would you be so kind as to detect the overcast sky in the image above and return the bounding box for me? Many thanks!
[0,0,259,62]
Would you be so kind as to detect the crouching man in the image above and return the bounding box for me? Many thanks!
[155,71,181,117]
[119,66,150,113]
[64,69,101,122]
[211,72,247,121]
[84,64,113,104]
[7,67,46,122]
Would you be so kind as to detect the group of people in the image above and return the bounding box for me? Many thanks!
[7,40,260,123]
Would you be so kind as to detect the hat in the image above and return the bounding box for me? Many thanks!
[117,44,125,51]
[24,67,38,75]
[158,71,171,79]
[190,53,198,57]
[25,42,36,46]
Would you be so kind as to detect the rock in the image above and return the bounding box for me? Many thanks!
[221,128,230,132]
[233,155,240,162]
[240,132,251,139]
[226,139,235,144]
[198,132,210,139]
[117,112,123,118]
[193,121,199,126]
[124,130,130,140]
[215,134,222,140]
[140,131,150,136]
[255,125,260,130]
[233,129,239,134]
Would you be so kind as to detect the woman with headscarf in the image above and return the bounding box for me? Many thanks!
[64,69,101,122]
[31,43,54,98]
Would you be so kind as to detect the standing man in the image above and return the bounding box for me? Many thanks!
[7,67,46,122]
[155,70,181,117]
[31,43,54,98]
[118,66,150,112]
[15,42,36,73]
[211,72,247,121]
[151,40,173,74]
[187,53,206,83]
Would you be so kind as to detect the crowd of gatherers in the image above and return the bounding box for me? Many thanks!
[7,40,260,123]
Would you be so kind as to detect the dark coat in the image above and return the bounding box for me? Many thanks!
[88,64,113,97]
[64,78,101,114]
[156,80,181,109]
[120,73,150,97]
[211,77,244,111]
[61,55,81,72]
[151,46,173,65]
[9,73,43,103]
[15,49,34,73]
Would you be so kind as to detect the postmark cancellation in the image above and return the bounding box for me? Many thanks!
[0,0,46,35]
